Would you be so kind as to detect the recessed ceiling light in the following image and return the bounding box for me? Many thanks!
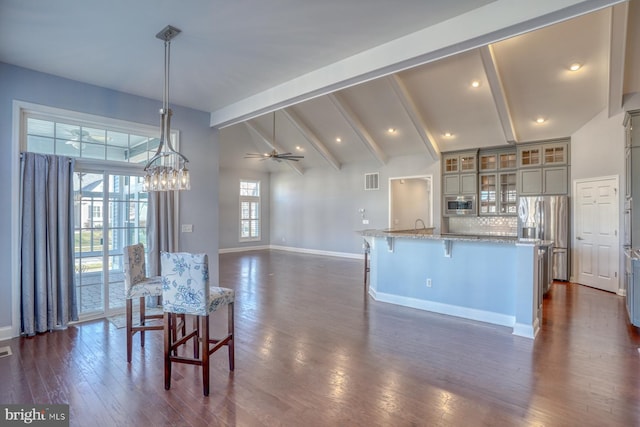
[471,80,480,88]
[569,63,582,71]
[387,128,397,134]
[536,117,546,124]
[444,132,453,137]
[295,145,302,151]
[335,137,342,143]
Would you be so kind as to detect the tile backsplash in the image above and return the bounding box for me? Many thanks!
[447,216,517,236]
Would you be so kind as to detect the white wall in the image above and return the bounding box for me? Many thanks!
[390,177,432,230]
[570,106,625,287]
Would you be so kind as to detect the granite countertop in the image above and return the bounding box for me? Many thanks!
[359,229,553,245]
[359,229,519,243]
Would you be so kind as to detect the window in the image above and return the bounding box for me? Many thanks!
[240,180,260,241]
[25,116,161,164]
[20,104,169,319]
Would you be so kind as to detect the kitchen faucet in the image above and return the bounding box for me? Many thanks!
[415,218,426,233]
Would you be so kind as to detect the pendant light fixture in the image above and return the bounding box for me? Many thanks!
[143,25,190,192]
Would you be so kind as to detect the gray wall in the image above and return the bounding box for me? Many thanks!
[219,167,271,249]
[270,155,441,254]
[0,62,217,332]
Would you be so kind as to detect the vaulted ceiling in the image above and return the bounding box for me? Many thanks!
[1,1,638,174]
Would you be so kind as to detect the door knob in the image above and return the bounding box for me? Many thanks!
[576,236,584,240]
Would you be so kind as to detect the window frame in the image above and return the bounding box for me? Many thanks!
[18,101,179,173]
[239,179,261,242]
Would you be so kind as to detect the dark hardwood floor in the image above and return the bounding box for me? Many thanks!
[2,250,640,426]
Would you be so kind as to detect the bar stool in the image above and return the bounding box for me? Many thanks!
[123,243,164,363]
[161,251,235,396]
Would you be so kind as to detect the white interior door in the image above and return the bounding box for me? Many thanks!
[574,177,619,293]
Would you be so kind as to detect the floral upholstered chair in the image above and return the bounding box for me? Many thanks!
[122,243,164,363]
[161,251,235,396]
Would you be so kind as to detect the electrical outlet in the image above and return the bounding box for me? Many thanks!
[181,224,193,233]
[362,219,369,225]
[426,278,432,287]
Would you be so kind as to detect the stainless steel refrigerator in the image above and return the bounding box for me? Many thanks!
[517,195,569,281]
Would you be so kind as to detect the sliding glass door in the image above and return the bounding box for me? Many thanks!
[74,171,148,318]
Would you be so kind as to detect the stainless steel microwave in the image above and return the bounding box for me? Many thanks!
[444,195,476,216]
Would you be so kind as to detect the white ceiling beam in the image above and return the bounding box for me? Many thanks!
[387,75,440,161]
[328,93,388,166]
[608,2,629,117]
[281,109,341,171]
[244,120,304,175]
[479,45,518,144]
[211,0,622,127]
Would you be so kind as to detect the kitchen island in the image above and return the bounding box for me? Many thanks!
[361,229,550,339]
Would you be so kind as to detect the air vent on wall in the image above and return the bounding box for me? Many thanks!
[364,172,379,191]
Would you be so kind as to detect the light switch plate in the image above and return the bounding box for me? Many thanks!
[362,219,369,225]
[181,224,193,233]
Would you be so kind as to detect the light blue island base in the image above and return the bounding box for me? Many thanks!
[362,231,543,339]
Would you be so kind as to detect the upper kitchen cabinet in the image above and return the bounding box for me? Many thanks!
[517,140,570,195]
[442,151,477,196]
[479,148,517,215]
[443,151,477,174]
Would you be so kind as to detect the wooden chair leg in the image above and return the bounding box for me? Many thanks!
[194,316,200,359]
[126,299,133,363]
[139,297,146,348]
[228,302,235,371]
[171,313,178,356]
[164,312,172,390]
[202,315,210,396]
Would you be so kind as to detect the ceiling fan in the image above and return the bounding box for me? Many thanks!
[244,111,304,162]
[244,149,303,162]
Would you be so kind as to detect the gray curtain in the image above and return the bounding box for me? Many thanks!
[20,153,78,336]
[146,191,177,306]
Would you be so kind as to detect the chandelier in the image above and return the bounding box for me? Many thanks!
[143,25,190,192]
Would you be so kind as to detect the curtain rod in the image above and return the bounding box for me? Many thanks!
[20,153,74,163]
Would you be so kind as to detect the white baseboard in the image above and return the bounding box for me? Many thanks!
[0,325,17,342]
[372,291,517,331]
[218,245,270,254]
[220,244,362,260]
[513,320,539,339]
